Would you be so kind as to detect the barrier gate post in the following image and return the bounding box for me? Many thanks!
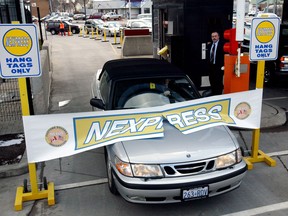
[14,78,55,211]
[243,60,276,170]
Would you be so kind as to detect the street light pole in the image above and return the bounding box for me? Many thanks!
[84,0,87,20]
[129,0,131,20]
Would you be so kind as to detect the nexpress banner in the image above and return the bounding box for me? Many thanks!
[23,89,263,163]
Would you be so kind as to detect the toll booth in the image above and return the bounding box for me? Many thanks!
[152,0,233,89]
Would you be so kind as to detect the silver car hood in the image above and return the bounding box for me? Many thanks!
[118,122,238,164]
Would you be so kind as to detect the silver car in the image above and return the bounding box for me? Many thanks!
[90,58,247,204]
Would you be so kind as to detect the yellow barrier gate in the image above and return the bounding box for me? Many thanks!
[14,78,55,211]
[244,60,276,170]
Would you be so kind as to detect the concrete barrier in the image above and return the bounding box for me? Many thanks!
[30,45,51,115]
[121,35,153,58]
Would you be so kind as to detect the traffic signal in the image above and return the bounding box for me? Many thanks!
[223,28,238,55]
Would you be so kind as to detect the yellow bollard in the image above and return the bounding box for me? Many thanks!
[102,29,109,42]
[78,27,83,37]
[95,27,101,40]
[84,28,89,38]
[90,29,95,39]
[117,30,123,49]
[112,29,120,45]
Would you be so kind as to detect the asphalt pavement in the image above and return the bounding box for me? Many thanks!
[0,31,288,216]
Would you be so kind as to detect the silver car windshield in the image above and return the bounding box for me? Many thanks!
[113,77,198,109]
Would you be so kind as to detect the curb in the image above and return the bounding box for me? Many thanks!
[0,151,28,178]
[261,102,287,129]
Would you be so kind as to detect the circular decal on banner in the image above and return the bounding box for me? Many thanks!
[45,126,69,147]
[234,102,252,120]
[255,21,275,43]
[3,28,33,56]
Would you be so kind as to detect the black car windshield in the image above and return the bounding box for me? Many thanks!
[113,77,198,109]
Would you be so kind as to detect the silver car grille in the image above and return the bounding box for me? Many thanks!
[161,159,215,177]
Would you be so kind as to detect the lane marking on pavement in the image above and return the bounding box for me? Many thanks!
[267,150,288,157]
[222,201,288,216]
[55,178,108,191]
[263,96,288,101]
[110,42,121,57]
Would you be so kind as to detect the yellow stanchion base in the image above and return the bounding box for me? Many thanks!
[14,182,55,211]
[244,150,276,170]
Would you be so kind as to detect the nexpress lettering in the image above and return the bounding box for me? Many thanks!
[166,105,222,128]
[83,117,163,144]
[5,36,30,48]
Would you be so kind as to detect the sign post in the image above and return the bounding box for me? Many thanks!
[0,23,55,210]
[244,17,280,169]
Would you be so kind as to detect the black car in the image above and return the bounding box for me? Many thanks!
[45,21,80,35]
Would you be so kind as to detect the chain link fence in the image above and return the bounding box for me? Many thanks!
[0,78,22,122]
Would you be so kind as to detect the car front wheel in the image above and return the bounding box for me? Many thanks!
[105,151,118,195]
[72,28,77,34]
[51,29,56,35]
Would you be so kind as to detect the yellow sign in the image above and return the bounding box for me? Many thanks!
[0,24,41,78]
[3,28,32,56]
[255,21,275,43]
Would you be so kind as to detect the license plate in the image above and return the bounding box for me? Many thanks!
[182,186,209,201]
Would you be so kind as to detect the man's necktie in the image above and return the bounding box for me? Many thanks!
[210,43,215,63]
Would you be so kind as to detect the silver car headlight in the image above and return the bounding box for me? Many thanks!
[215,149,242,169]
[131,164,164,178]
[115,157,133,177]
[115,157,163,178]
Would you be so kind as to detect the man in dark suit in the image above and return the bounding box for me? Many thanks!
[208,31,225,95]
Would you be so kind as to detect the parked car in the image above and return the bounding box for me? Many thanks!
[45,21,80,35]
[90,58,247,204]
[89,12,103,19]
[101,12,122,21]
[137,13,152,19]
[52,16,73,23]
[44,14,60,23]
[123,19,152,33]
[73,13,86,20]
[102,21,121,37]
[84,19,104,34]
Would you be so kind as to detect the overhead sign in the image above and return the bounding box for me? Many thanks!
[0,24,42,78]
[23,89,263,163]
[249,17,280,61]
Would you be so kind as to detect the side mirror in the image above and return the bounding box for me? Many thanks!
[90,98,105,109]
[201,89,213,97]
